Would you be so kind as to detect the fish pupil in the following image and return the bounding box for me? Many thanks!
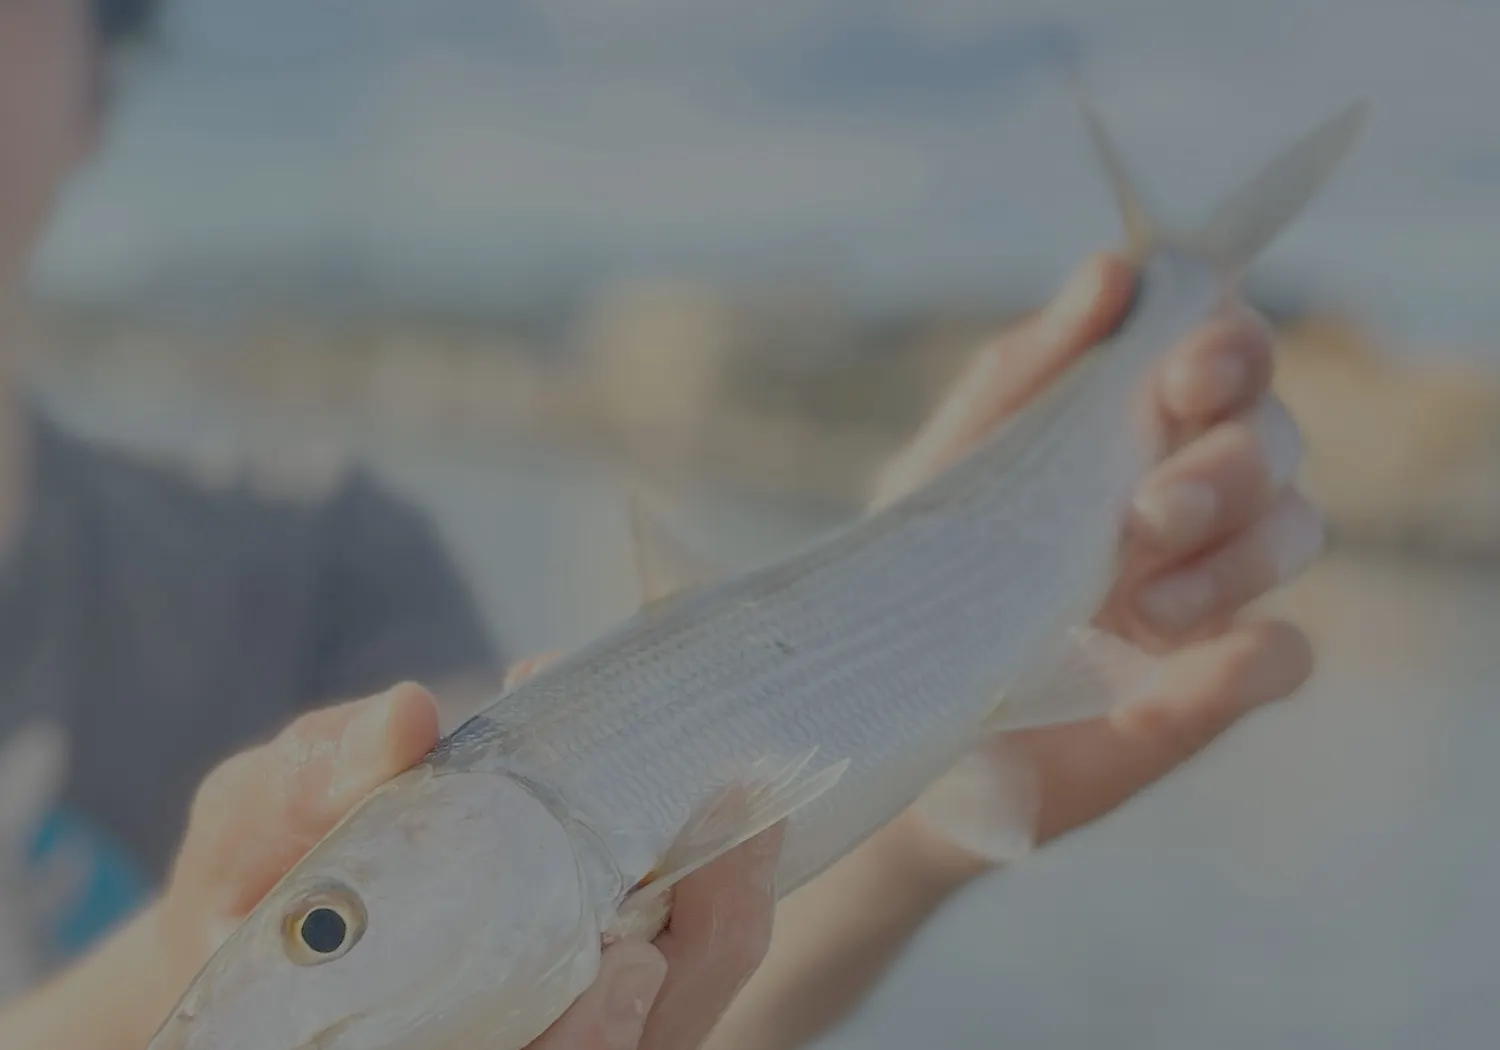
[301,907,348,954]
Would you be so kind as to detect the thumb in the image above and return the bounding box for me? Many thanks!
[177,682,440,919]
[872,253,1136,508]
[529,940,668,1050]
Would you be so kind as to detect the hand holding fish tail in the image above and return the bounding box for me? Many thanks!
[871,250,1318,865]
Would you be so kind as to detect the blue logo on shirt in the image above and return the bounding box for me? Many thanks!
[26,807,149,959]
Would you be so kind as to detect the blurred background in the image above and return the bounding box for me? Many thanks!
[14,0,1500,1046]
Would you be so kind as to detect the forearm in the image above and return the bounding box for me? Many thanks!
[0,902,178,1050]
[705,811,991,1050]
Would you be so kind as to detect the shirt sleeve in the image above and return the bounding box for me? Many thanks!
[301,468,504,705]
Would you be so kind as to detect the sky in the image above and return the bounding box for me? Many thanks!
[27,0,1500,351]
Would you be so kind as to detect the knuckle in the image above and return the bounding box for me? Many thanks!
[1210,420,1267,486]
[1231,307,1276,352]
[263,711,344,802]
[1205,632,1263,698]
[278,708,343,765]
[1129,700,1220,760]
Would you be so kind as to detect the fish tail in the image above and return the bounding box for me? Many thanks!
[1070,76,1369,277]
[1188,100,1369,277]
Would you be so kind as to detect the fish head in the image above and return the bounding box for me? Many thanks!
[148,766,602,1050]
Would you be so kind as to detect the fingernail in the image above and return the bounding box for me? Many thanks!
[601,955,667,1050]
[1260,498,1325,583]
[1166,348,1245,415]
[1039,261,1102,341]
[1137,571,1216,635]
[1252,397,1304,491]
[1133,481,1217,549]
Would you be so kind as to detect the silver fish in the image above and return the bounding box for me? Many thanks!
[147,95,1367,1050]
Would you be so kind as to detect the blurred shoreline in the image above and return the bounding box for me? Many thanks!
[23,282,1500,565]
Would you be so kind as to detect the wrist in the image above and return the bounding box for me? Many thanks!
[0,900,188,1050]
[870,809,999,900]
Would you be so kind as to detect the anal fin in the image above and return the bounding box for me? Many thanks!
[984,624,1165,735]
[910,626,1164,867]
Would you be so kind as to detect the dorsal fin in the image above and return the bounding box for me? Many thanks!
[627,493,723,607]
[1190,100,1369,277]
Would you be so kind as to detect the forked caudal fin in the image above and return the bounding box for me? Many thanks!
[1072,80,1369,276]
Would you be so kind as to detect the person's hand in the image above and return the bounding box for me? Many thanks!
[147,681,779,1050]
[534,827,781,1050]
[874,251,1318,871]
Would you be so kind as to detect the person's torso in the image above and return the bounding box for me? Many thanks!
[0,413,367,979]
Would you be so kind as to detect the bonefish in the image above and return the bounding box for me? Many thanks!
[146,92,1368,1050]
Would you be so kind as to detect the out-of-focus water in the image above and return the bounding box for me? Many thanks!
[41,384,1500,1049]
[815,556,1500,1050]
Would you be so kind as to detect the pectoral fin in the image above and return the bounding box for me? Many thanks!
[630,750,850,902]
[984,625,1165,735]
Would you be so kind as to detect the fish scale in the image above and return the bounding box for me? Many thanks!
[146,95,1369,1050]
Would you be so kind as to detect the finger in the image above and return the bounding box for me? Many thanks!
[640,825,784,1050]
[872,253,1136,508]
[504,651,566,690]
[1108,619,1314,769]
[1158,306,1275,426]
[1132,490,1324,640]
[1019,619,1312,844]
[529,940,668,1050]
[181,682,439,914]
[1128,395,1303,558]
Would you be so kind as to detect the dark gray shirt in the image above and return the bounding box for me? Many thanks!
[0,408,501,971]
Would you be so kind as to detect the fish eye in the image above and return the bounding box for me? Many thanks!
[283,885,367,965]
